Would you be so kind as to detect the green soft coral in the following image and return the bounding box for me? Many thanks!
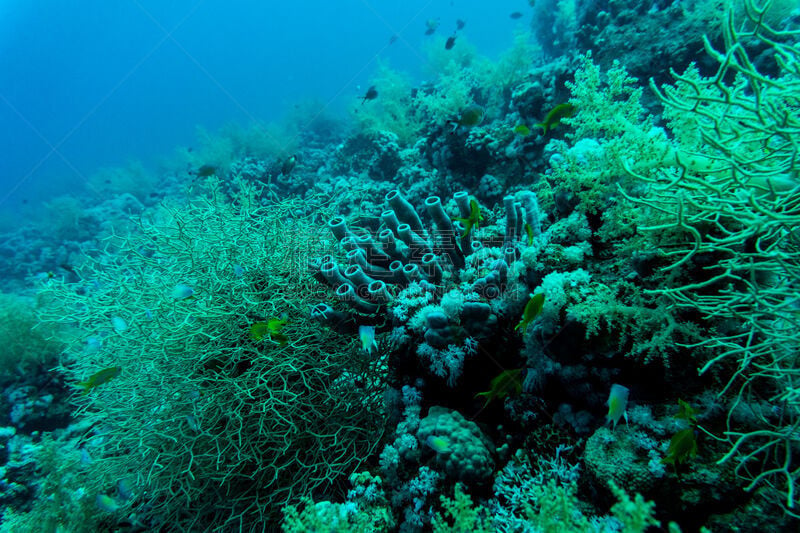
[545,52,670,221]
[0,293,62,376]
[432,483,494,533]
[282,473,394,533]
[608,480,661,532]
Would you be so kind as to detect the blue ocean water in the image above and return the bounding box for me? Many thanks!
[0,0,523,209]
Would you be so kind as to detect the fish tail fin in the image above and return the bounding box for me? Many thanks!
[474,391,491,408]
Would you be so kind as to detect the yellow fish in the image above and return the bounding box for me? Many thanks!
[78,366,121,393]
[536,103,576,135]
[475,368,523,407]
[95,493,120,512]
[425,435,450,453]
[250,318,288,346]
[513,124,531,136]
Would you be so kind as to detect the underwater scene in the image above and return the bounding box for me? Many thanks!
[1,0,799,531]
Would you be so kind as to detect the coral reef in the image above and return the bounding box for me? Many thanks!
[2,1,799,531]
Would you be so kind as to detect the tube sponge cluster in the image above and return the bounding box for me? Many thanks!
[312,189,540,312]
[310,188,541,386]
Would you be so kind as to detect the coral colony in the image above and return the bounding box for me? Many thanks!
[1,1,799,531]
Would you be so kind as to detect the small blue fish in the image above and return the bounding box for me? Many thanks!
[117,479,134,500]
[96,493,120,512]
[359,325,378,355]
[80,447,92,466]
[111,316,127,333]
[85,336,102,352]
[171,283,194,300]
[185,415,199,432]
[606,384,629,429]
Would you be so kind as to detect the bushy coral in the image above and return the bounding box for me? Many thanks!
[30,179,385,530]
[432,483,493,533]
[620,0,800,509]
[281,472,394,533]
[350,63,420,145]
[176,120,299,173]
[0,428,108,533]
[426,447,662,533]
[0,293,61,377]
[543,52,668,221]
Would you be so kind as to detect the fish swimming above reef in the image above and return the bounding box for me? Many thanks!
[171,283,194,300]
[281,154,297,175]
[425,435,451,453]
[195,164,217,177]
[449,104,485,133]
[510,12,523,19]
[475,368,523,407]
[361,85,378,104]
[514,124,532,136]
[445,34,456,50]
[606,383,630,429]
[250,318,289,346]
[536,103,576,135]
[456,19,466,30]
[453,197,484,237]
[424,18,439,35]
[96,494,120,512]
[516,292,545,332]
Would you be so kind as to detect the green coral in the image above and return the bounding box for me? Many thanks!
[527,480,595,532]
[621,0,800,510]
[34,179,385,530]
[528,480,659,533]
[350,62,420,144]
[566,280,704,366]
[544,52,670,224]
[432,483,493,533]
[608,480,661,533]
[0,432,108,533]
[282,473,394,533]
[414,59,479,128]
[484,31,541,110]
[0,293,62,376]
[430,476,661,533]
[355,32,542,143]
